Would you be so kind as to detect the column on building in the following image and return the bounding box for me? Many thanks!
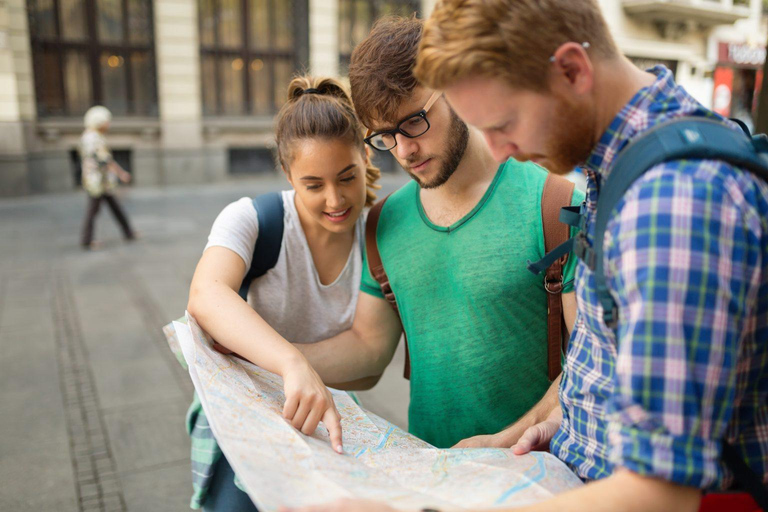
[310,0,339,78]
[0,0,35,196]
[154,0,211,185]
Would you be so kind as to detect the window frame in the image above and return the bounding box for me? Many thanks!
[338,0,420,74]
[27,0,159,118]
[198,0,309,117]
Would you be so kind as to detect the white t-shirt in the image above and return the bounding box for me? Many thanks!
[204,190,364,343]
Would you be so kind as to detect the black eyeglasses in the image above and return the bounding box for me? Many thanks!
[364,92,441,151]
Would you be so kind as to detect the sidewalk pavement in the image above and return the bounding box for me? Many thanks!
[0,175,410,512]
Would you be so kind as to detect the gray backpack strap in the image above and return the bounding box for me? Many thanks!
[576,116,768,329]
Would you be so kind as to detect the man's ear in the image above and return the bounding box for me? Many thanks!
[550,42,594,96]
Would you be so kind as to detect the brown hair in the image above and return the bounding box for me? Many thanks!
[275,75,380,207]
[348,15,423,128]
[415,0,618,92]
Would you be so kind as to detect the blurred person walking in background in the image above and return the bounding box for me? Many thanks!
[79,105,137,250]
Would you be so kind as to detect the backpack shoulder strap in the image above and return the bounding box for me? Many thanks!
[238,192,285,301]
[586,116,768,328]
[541,173,576,381]
[365,194,411,380]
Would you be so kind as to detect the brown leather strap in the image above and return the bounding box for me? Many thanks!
[541,173,576,381]
[365,195,411,379]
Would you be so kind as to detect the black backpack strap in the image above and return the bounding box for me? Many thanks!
[586,116,768,329]
[238,192,285,300]
[722,441,768,509]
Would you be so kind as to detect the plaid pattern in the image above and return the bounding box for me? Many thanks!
[551,66,768,490]
[186,394,222,509]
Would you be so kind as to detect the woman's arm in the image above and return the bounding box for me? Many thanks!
[187,246,344,452]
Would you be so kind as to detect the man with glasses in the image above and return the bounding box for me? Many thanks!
[293,15,584,450]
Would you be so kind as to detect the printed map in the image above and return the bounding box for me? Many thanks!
[171,314,583,511]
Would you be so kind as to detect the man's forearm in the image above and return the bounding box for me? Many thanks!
[489,470,700,512]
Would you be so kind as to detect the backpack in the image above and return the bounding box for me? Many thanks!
[237,192,286,300]
[542,116,768,508]
[197,192,286,357]
[366,174,576,381]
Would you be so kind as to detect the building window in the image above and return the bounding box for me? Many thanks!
[27,0,158,117]
[199,0,309,117]
[338,0,420,75]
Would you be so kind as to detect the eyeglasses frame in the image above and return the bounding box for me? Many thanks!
[364,91,442,151]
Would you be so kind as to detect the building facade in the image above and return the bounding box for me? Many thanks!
[0,0,764,196]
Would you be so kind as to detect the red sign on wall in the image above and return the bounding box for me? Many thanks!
[713,67,734,116]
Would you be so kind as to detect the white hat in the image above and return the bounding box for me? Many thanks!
[84,105,112,130]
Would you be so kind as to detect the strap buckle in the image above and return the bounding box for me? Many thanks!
[544,276,564,294]
[602,306,619,329]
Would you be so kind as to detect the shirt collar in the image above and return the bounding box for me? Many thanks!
[584,66,685,185]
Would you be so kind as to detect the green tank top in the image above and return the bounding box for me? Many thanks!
[362,160,584,447]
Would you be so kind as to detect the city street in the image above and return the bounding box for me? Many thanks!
[0,175,410,511]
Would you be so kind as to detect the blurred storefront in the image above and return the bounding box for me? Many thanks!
[713,41,765,132]
[0,0,764,196]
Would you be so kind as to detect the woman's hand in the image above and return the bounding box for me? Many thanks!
[281,357,344,454]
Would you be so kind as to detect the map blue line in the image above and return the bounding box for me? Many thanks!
[494,453,547,504]
[375,426,395,451]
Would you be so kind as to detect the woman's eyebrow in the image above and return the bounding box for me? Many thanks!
[299,164,356,181]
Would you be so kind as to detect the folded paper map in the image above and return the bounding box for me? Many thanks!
[172,314,583,511]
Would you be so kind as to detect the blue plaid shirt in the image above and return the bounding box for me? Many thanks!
[551,66,768,490]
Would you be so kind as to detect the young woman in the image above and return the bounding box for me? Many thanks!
[79,105,137,249]
[185,76,381,511]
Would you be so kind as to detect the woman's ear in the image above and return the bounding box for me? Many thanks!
[282,165,293,186]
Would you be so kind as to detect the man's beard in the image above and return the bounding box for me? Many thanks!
[540,95,595,175]
[404,108,470,189]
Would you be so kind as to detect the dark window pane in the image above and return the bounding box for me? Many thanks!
[229,147,276,174]
[59,0,87,41]
[352,0,370,48]
[199,0,216,47]
[101,52,128,114]
[218,0,243,48]
[97,0,124,43]
[274,0,293,50]
[64,51,92,115]
[273,58,292,110]
[220,55,245,115]
[35,50,64,115]
[248,0,269,50]
[201,55,218,114]
[380,0,416,16]
[29,0,57,39]
[128,0,152,44]
[130,52,156,115]
[338,0,352,55]
[250,57,270,115]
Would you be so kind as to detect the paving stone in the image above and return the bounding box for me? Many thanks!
[103,401,190,474]
[0,177,411,510]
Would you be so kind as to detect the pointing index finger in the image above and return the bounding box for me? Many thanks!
[323,406,343,454]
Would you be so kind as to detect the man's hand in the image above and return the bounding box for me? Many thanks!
[280,498,404,512]
[511,407,562,455]
[281,358,343,454]
[453,433,508,449]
